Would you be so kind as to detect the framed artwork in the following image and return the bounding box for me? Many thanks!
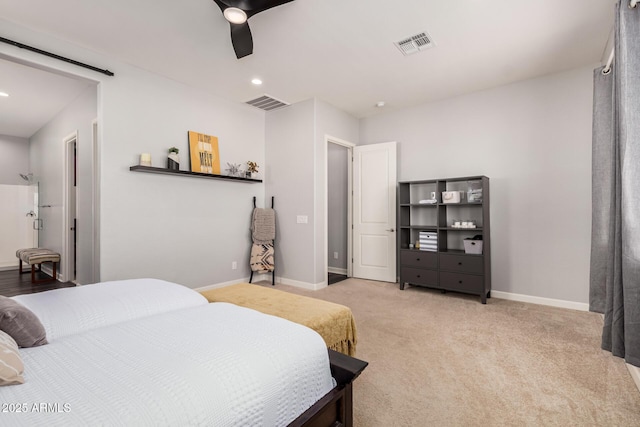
[188,131,220,174]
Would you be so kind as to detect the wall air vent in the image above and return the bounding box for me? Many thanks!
[245,94,289,111]
[394,32,435,56]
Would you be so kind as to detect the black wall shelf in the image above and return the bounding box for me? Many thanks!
[129,165,262,183]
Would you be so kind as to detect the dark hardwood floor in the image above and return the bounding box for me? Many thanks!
[328,272,348,285]
[0,269,75,297]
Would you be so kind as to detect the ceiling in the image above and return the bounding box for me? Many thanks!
[0,59,91,138]
[0,0,616,132]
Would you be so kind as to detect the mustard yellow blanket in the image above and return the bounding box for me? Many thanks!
[201,283,357,356]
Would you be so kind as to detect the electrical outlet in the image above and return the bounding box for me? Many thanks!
[297,215,308,224]
[333,252,339,259]
[231,261,237,270]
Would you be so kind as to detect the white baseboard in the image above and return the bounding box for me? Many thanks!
[491,290,589,312]
[195,275,327,292]
[39,264,62,282]
[0,259,20,271]
[628,364,640,393]
[328,267,347,275]
[278,276,327,291]
[195,277,256,292]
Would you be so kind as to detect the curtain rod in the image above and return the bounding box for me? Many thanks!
[0,36,114,77]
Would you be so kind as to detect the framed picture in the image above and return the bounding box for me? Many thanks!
[188,131,220,174]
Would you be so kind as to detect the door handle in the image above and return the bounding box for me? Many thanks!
[385,228,395,232]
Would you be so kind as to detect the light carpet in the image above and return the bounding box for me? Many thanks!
[261,278,640,426]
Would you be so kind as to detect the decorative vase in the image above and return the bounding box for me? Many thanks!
[167,152,180,170]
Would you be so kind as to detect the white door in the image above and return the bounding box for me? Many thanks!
[353,142,397,282]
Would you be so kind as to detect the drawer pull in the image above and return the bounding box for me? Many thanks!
[417,275,421,278]
[459,280,463,284]
[416,258,420,261]
[458,262,462,265]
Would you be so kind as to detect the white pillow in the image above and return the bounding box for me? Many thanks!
[13,279,208,340]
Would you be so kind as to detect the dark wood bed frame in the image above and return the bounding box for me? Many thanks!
[290,349,368,427]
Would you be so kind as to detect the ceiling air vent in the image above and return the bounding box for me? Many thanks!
[245,94,289,111]
[395,32,435,56]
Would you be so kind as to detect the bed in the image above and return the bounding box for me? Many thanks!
[0,279,367,426]
[201,283,357,356]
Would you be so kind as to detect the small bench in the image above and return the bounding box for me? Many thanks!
[201,283,358,356]
[16,248,60,284]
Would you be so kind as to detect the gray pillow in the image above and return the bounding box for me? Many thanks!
[0,296,48,348]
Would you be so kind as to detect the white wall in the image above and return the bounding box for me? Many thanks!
[0,135,30,185]
[99,66,265,288]
[360,65,594,304]
[2,19,265,289]
[264,99,358,287]
[29,85,97,284]
[314,100,359,284]
[265,99,316,285]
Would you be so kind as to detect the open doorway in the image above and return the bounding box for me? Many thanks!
[326,137,354,285]
[0,56,99,287]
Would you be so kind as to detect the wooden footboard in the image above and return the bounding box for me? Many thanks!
[289,349,368,427]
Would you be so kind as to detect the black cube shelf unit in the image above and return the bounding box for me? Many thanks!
[398,176,491,303]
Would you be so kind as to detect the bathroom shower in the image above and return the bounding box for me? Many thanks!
[19,172,33,183]
[0,175,39,268]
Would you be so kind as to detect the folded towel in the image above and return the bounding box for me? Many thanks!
[251,208,276,244]
[418,199,437,204]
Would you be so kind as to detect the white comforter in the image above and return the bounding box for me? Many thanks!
[1,280,335,426]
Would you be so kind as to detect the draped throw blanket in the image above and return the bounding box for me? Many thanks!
[250,208,276,273]
[201,283,358,356]
[251,208,276,244]
[589,1,640,368]
[250,243,274,273]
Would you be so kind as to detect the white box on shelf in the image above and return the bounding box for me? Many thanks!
[463,239,483,254]
[442,191,464,204]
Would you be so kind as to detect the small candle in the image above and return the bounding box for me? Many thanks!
[140,153,152,166]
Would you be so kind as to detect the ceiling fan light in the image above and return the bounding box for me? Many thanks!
[224,7,247,24]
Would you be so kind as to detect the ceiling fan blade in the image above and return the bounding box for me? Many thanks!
[242,0,295,18]
[230,22,253,59]
[212,0,294,58]
[212,0,295,18]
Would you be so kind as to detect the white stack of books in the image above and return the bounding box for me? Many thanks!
[419,231,438,252]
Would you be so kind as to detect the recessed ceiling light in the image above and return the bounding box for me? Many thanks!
[223,7,247,24]
[251,78,263,86]
[0,92,9,97]
[376,101,385,108]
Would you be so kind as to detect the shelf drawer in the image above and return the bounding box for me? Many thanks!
[401,267,438,287]
[439,272,484,294]
[400,251,438,269]
[439,254,484,274]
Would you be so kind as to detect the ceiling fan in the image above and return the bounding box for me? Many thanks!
[213,0,295,59]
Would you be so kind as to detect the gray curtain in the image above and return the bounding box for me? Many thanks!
[589,1,640,367]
